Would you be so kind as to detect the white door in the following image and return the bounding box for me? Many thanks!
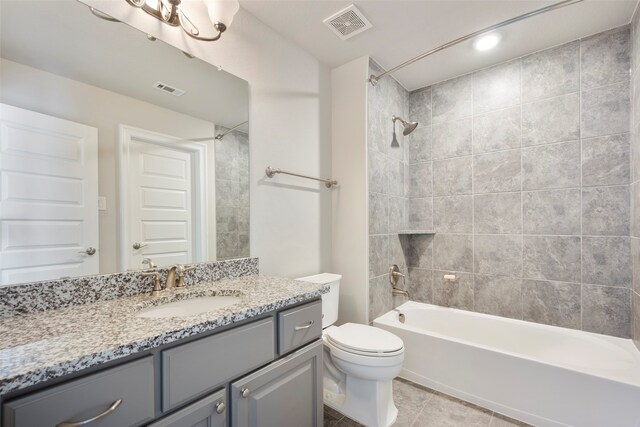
[0,103,99,285]
[119,126,208,270]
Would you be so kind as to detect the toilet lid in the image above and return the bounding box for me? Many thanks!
[325,323,404,354]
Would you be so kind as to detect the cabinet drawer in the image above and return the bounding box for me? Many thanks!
[278,300,322,355]
[162,317,274,411]
[3,357,154,427]
[148,389,226,427]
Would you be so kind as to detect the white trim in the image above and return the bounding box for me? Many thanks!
[117,125,209,271]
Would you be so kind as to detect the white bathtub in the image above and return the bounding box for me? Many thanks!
[374,301,640,427]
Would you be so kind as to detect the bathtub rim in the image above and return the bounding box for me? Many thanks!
[374,301,640,388]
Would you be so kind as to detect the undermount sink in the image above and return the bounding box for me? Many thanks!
[136,295,243,319]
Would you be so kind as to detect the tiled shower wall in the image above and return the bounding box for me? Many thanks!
[368,25,635,338]
[631,10,640,349]
[215,127,250,260]
[368,61,411,321]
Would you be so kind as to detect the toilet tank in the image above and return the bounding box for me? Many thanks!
[296,273,341,328]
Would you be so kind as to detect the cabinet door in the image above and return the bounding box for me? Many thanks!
[148,389,226,427]
[231,340,322,427]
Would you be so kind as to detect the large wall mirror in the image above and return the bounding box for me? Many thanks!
[0,0,250,286]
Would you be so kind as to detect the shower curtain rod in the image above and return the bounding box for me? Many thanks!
[369,0,584,86]
[215,120,249,140]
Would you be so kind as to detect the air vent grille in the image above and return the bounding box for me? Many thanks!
[323,5,372,40]
[152,81,185,97]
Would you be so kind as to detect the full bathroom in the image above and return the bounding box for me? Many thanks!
[0,0,639,426]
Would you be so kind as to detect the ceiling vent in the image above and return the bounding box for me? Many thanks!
[152,81,185,97]
[323,4,372,40]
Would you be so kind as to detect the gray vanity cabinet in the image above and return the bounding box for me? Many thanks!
[148,389,227,427]
[230,340,322,427]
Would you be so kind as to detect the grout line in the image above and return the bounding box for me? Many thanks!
[579,36,584,332]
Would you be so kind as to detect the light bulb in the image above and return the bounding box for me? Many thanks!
[474,33,501,51]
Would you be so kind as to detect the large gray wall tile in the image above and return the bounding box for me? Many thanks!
[409,198,433,231]
[523,189,581,235]
[409,127,432,164]
[522,280,581,329]
[433,156,473,196]
[389,159,406,197]
[522,41,580,102]
[522,141,580,190]
[632,125,640,183]
[632,181,640,237]
[432,74,473,124]
[523,236,581,282]
[473,234,522,277]
[633,238,640,295]
[408,235,434,268]
[409,162,432,198]
[369,192,389,235]
[433,234,473,272]
[581,81,630,138]
[369,235,389,279]
[522,93,580,146]
[474,275,522,319]
[409,87,432,127]
[389,234,410,271]
[473,60,521,114]
[408,268,433,303]
[474,193,522,234]
[582,186,630,236]
[433,195,473,233]
[389,196,407,233]
[634,291,640,349]
[472,106,521,154]
[433,271,474,310]
[432,118,472,159]
[583,285,631,338]
[581,26,630,91]
[582,134,630,186]
[369,275,393,321]
[368,150,388,194]
[473,149,521,193]
[633,71,640,128]
[582,236,631,287]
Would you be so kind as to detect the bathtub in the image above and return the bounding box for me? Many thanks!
[374,301,640,427]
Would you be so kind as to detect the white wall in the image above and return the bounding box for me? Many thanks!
[83,0,332,277]
[331,57,369,325]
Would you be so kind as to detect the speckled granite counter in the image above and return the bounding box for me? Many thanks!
[0,275,327,396]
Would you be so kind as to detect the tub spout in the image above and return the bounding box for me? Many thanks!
[392,288,409,297]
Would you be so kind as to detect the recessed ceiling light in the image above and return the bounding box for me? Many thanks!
[474,33,501,51]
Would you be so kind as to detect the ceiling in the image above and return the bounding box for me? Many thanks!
[241,0,638,91]
[1,0,249,130]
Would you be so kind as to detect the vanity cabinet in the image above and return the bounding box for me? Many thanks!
[148,389,227,427]
[2,299,322,427]
[231,340,322,427]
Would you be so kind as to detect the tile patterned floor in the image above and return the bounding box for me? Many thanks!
[323,378,531,427]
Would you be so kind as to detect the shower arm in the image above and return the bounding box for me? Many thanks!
[369,0,584,86]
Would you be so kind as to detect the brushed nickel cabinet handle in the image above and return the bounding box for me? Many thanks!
[215,401,226,414]
[56,399,122,427]
[294,320,315,331]
[241,388,251,398]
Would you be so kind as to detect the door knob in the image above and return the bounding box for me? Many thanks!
[132,242,147,250]
[79,247,97,255]
[241,388,250,398]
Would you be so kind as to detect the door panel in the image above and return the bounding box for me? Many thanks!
[0,103,99,285]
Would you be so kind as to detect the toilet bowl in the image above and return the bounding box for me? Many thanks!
[296,274,405,427]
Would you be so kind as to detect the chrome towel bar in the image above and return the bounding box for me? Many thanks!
[265,166,337,188]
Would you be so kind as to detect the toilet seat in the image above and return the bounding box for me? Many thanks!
[324,323,404,357]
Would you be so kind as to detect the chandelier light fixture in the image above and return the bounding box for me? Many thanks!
[125,0,240,41]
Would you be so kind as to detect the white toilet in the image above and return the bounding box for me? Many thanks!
[297,273,405,427]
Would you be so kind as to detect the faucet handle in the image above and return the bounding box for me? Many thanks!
[141,271,162,297]
[175,265,196,288]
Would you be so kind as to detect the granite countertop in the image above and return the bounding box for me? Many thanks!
[0,275,327,396]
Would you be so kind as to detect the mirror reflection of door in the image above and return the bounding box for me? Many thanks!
[0,104,99,285]
[118,125,209,271]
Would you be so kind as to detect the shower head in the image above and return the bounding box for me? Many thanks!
[392,116,418,136]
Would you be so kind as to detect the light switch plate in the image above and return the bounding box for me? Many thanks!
[98,196,107,211]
